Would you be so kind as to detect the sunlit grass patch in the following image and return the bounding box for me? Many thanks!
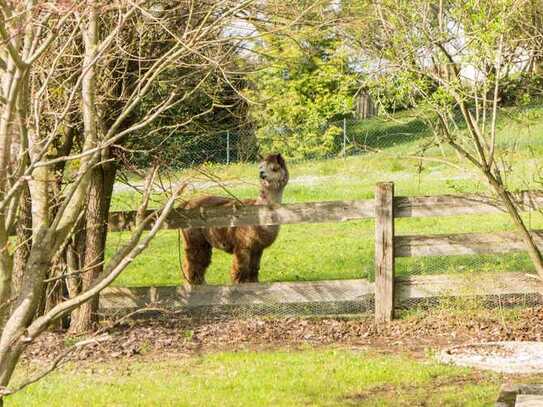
[11,349,501,407]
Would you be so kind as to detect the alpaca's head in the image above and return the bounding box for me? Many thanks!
[258,153,289,191]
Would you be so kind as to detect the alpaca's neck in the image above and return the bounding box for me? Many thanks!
[256,187,283,205]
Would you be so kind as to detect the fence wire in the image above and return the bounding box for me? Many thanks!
[168,115,428,167]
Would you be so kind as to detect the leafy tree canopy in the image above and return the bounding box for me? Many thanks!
[246,23,358,159]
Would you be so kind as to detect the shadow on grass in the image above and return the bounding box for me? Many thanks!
[347,116,431,151]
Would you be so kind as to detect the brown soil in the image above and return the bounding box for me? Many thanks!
[22,307,543,364]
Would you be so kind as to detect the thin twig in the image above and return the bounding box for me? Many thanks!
[193,167,244,205]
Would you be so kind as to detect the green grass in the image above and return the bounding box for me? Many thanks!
[107,104,543,287]
[10,349,501,406]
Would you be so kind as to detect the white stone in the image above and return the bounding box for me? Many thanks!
[438,342,543,374]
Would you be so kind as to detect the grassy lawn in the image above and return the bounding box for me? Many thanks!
[107,104,543,287]
[11,349,502,406]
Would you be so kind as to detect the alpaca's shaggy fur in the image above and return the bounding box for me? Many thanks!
[181,153,289,284]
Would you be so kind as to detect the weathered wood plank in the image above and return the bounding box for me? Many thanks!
[394,190,543,218]
[375,182,395,322]
[107,200,376,232]
[105,190,543,232]
[395,272,543,305]
[100,279,375,309]
[395,230,543,257]
[100,272,543,314]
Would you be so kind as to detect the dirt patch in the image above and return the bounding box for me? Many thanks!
[22,307,543,365]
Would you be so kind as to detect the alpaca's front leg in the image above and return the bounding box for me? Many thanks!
[181,232,212,285]
[248,249,263,282]
[182,249,208,285]
[231,248,253,283]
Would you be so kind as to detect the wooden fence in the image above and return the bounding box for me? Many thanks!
[101,183,543,321]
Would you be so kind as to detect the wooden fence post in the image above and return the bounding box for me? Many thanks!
[375,182,395,323]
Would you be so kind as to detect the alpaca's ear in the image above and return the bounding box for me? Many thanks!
[276,153,285,167]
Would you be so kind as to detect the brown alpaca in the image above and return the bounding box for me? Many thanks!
[181,153,289,284]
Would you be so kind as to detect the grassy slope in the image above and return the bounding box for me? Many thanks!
[11,349,500,406]
[108,105,543,286]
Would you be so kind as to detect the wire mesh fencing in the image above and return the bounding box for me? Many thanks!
[147,113,429,169]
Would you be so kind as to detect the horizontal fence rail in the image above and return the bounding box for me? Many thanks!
[394,191,543,217]
[107,200,376,232]
[102,279,374,310]
[100,272,543,315]
[107,190,543,232]
[395,230,543,257]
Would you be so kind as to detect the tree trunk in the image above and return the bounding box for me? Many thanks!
[0,230,53,386]
[68,159,116,334]
[65,217,86,302]
[486,172,543,278]
[0,60,22,327]
[66,0,103,334]
[12,183,32,306]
